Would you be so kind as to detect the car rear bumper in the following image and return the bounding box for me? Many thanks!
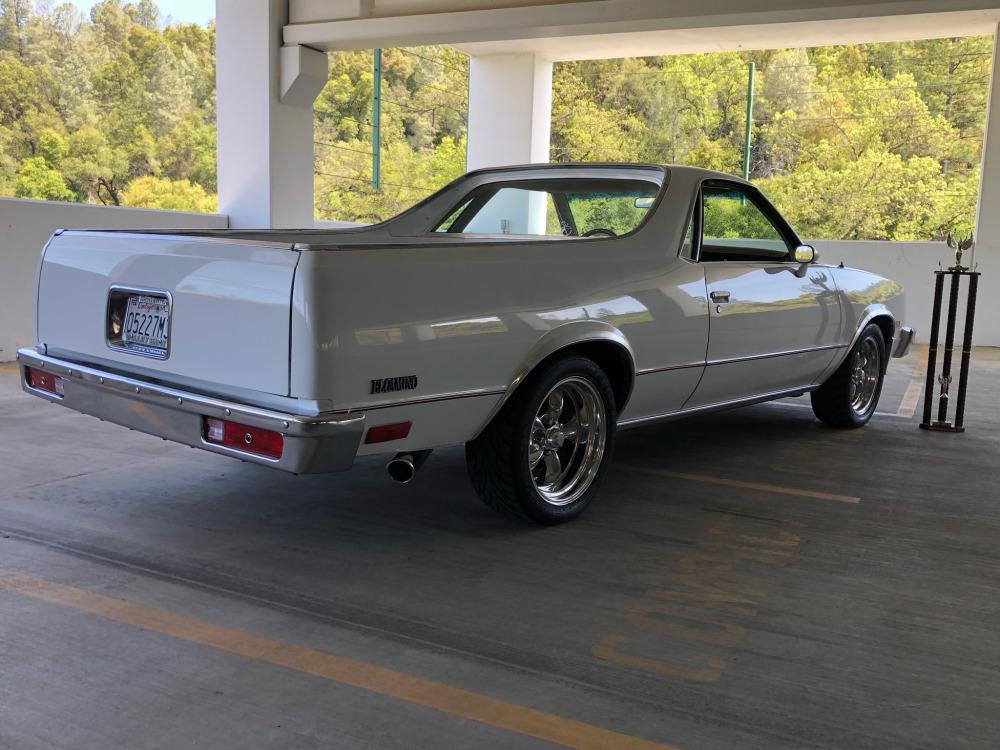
[16,348,365,474]
[892,326,915,358]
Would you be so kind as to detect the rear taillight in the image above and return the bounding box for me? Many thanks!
[25,366,64,397]
[204,417,283,459]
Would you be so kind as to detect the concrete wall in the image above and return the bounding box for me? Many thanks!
[0,197,227,362]
[0,199,991,363]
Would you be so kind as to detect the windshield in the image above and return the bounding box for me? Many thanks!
[433,178,659,238]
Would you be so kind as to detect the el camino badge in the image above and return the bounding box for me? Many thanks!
[371,375,418,394]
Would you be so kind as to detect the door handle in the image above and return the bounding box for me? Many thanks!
[710,291,731,303]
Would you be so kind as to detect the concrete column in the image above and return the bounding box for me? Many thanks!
[467,53,552,234]
[467,53,552,169]
[217,0,322,228]
[972,25,1000,345]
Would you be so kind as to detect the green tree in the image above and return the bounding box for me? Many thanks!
[0,0,991,237]
[15,155,73,201]
[0,0,30,58]
[121,174,215,212]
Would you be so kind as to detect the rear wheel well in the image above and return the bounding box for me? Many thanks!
[534,341,634,413]
[870,315,895,354]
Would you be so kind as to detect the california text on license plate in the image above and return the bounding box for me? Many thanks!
[122,294,170,354]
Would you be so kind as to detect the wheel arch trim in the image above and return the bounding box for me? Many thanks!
[817,305,896,384]
[850,306,896,352]
[473,322,636,437]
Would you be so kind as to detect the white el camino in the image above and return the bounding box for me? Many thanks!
[18,164,913,524]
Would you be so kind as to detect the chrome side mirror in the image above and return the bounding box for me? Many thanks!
[794,244,817,263]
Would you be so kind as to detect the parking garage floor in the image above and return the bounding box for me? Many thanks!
[2,348,999,750]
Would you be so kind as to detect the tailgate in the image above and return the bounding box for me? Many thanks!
[36,231,298,395]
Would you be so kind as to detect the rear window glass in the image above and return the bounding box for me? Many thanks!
[433,178,659,238]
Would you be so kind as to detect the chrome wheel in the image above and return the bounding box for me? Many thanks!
[527,376,607,506]
[849,337,881,415]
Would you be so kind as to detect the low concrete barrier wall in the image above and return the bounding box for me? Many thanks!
[0,202,993,361]
[0,197,228,361]
[811,240,996,347]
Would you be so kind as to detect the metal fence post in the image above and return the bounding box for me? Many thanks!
[372,48,382,191]
[742,62,756,182]
[953,272,981,430]
[920,271,945,428]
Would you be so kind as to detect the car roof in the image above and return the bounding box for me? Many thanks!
[463,162,748,186]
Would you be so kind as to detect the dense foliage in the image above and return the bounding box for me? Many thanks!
[1,0,216,210]
[313,45,469,223]
[553,40,990,240]
[0,0,990,239]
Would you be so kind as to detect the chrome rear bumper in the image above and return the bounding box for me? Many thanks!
[16,349,364,474]
[892,326,915,358]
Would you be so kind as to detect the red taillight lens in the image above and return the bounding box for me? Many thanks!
[204,417,283,459]
[25,366,64,397]
[364,421,412,444]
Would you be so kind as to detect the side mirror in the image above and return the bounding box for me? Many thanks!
[794,244,817,263]
[634,196,655,209]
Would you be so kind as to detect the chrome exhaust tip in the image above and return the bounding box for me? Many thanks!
[386,450,431,483]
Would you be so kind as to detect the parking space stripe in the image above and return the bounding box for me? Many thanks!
[0,571,681,750]
[896,379,923,419]
[895,345,929,419]
[621,466,860,504]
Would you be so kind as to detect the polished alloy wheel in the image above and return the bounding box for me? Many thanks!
[527,376,607,506]
[849,337,881,415]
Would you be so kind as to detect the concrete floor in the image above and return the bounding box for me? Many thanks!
[1,348,999,750]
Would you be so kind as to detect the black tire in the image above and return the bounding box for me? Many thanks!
[466,356,617,524]
[811,323,887,428]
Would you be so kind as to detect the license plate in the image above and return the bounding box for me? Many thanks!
[121,294,170,355]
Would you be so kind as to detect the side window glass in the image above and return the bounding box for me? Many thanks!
[700,187,789,262]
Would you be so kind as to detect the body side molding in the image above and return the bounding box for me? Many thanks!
[617,384,819,430]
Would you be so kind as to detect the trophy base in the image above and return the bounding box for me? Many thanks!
[920,421,965,433]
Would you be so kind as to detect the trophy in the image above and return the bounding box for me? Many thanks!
[945,232,974,271]
[922,231,981,432]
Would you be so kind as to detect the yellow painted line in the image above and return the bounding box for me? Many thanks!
[896,379,923,419]
[622,466,860,504]
[915,344,929,373]
[0,571,680,750]
[894,344,928,419]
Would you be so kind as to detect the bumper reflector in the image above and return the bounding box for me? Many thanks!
[25,366,64,397]
[364,421,411,444]
[204,417,283,459]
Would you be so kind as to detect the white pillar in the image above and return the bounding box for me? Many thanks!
[972,25,1000,345]
[466,53,552,234]
[217,0,323,228]
[467,53,552,169]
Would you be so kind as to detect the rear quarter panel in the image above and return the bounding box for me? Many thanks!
[290,169,709,450]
